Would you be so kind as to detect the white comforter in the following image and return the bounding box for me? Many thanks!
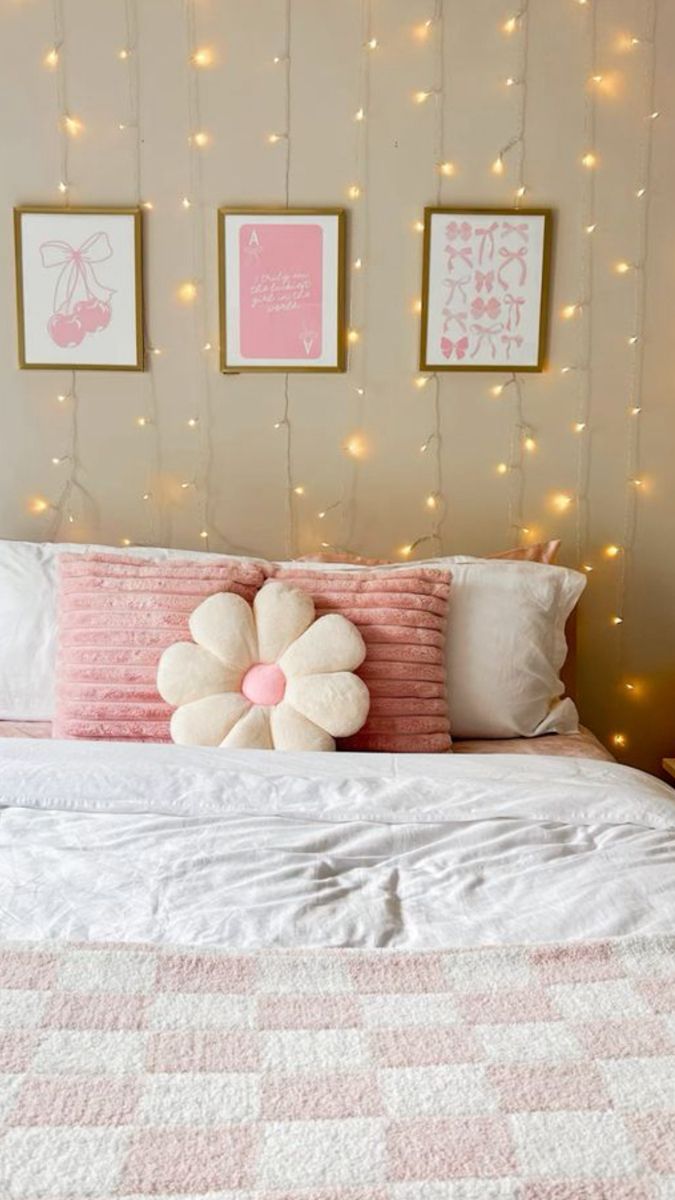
[0,738,674,948]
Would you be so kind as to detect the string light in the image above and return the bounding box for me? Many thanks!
[491,155,505,176]
[177,281,198,303]
[439,161,454,176]
[344,435,366,459]
[604,544,621,558]
[496,462,509,476]
[63,114,83,137]
[192,130,210,147]
[191,47,213,67]
[581,151,597,168]
[552,493,573,513]
[612,733,627,748]
[614,261,631,274]
[44,47,59,67]
[347,183,361,199]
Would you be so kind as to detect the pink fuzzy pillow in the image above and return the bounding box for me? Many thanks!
[272,565,452,753]
[52,553,265,742]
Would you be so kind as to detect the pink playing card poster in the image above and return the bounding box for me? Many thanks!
[420,208,551,372]
[220,209,345,372]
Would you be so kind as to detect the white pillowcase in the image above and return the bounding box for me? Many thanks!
[0,540,263,721]
[277,555,586,739]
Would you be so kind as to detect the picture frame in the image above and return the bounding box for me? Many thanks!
[420,206,553,373]
[14,205,144,371]
[218,207,346,373]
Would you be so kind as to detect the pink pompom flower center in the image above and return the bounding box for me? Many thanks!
[241,662,287,707]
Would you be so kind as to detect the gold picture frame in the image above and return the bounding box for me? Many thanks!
[419,206,553,373]
[14,205,144,371]
[218,206,347,373]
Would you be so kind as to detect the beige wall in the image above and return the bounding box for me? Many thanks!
[1,0,673,775]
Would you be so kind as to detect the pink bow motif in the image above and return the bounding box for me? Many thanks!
[446,244,473,270]
[441,335,468,360]
[39,232,115,315]
[501,220,529,243]
[471,322,504,360]
[446,220,471,242]
[498,246,527,289]
[444,275,471,304]
[471,296,501,321]
[474,269,494,294]
[442,309,468,333]
[476,220,499,264]
[501,333,524,359]
[503,293,525,330]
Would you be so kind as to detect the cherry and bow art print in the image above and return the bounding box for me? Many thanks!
[420,208,552,372]
[219,208,346,372]
[14,207,144,370]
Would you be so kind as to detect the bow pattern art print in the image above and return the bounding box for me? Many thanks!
[420,208,552,372]
[14,207,144,370]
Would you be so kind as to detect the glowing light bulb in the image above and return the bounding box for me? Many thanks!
[345,435,365,458]
[353,257,363,270]
[354,107,365,121]
[604,544,621,558]
[439,161,455,176]
[118,48,130,60]
[193,131,210,147]
[628,336,638,345]
[492,155,505,176]
[503,16,518,34]
[505,76,518,87]
[415,376,430,389]
[414,90,431,104]
[399,544,413,558]
[426,494,438,510]
[178,281,197,303]
[413,220,425,233]
[523,435,537,452]
[293,486,305,496]
[552,492,573,513]
[347,328,360,344]
[203,341,212,351]
[317,511,326,520]
[142,492,151,502]
[573,421,587,433]
[582,563,593,573]
[136,416,148,427]
[612,733,627,747]
[58,181,68,194]
[516,185,526,198]
[412,298,422,315]
[64,115,83,137]
[51,457,61,465]
[181,197,191,209]
[199,530,209,540]
[413,20,432,40]
[151,346,162,355]
[29,497,49,515]
[142,201,154,210]
[611,615,623,626]
[366,37,378,49]
[180,481,192,490]
[581,152,597,168]
[649,110,660,120]
[57,394,67,403]
[355,387,365,396]
[44,48,59,67]
[490,384,504,397]
[586,223,597,233]
[615,261,631,274]
[562,304,578,319]
[192,47,213,67]
[496,462,509,476]
[348,184,361,199]
[636,188,646,198]
[630,477,645,488]
[187,417,198,428]
[631,406,642,416]
[121,538,132,547]
[561,367,572,375]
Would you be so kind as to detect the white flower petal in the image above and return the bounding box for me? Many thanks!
[285,672,370,738]
[279,613,366,678]
[171,693,250,746]
[270,702,335,752]
[189,593,257,671]
[254,581,315,663]
[157,642,242,707]
[221,705,273,750]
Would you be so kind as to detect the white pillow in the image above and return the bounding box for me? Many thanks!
[0,540,263,721]
[276,556,585,739]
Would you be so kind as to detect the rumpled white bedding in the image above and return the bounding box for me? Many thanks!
[0,737,674,949]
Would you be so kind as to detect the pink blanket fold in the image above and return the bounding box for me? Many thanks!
[0,935,672,1196]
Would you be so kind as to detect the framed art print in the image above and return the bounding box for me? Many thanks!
[420,207,552,372]
[14,206,144,371]
[218,207,346,372]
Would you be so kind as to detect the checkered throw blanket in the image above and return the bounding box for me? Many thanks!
[1,937,674,1197]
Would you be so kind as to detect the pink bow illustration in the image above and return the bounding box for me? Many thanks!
[501,333,523,359]
[444,275,471,304]
[39,232,115,315]
[442,309,468,333]
[501,220,529,243]
[476,220,498,264]
[471,296,501,321]
[503,293,525,329]
[446,220,471,242]
[446,245,473,270]
[471,322,503,359]
[441,335,468,360]
[498,246,527,288]
[474,269,494,293]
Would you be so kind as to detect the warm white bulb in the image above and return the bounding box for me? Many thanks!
[585,223,597,233]
[142,201,154,210]
[64,115,83,137]
[426,494,437,510]
[490,384,504,397]
[136,416,148,427]
[523,436,537,452]
[573,421,586,433]
[199,530,209,540]
[355,107,365,121]
[347,328,360,344]
[631,406,642,416]
[415,376,430,389]
[516,185,526,198]
[118,48,130,60]
[182,197,191,209]
[193,131,210,147]
[187,417,198,428]
[399,544,413,558]
[345,435,365,458]
[439,161,455,176]
[367,37,378,49]
[58,181,68,194]
[178,281,197,303]
[581,151,597,168]
[413,220,425,233]
[492,155,505,176]
[348,184,361,199]
[615,261,631,274]
[414,90,431,104]
[353,257,363,270]
[496,463,509,476]
[192,47,213,67]
[552,492,573,513]
[293,486,305,496]
[604,544,621,558]
[562,304,578,320]
[44,48,59,67]
[649,110,660,120]
[636,188,646,198]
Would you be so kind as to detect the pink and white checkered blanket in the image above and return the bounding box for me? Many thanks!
[1,936,674,1197]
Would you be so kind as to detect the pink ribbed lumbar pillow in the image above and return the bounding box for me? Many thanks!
[272,566,452,752]
[52,553,265,742]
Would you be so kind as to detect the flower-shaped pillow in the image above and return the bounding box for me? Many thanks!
[156,581,370,751]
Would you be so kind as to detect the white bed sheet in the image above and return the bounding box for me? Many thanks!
[1,738,674,950]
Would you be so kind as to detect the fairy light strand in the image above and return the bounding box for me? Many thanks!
[573,0,598,565]
[123,0,163,547]
[281,0,296,558]
[50,0,69,196]
[183,0,215,550]
[493,0,530,188]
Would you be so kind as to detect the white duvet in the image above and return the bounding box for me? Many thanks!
[0,738,674,949]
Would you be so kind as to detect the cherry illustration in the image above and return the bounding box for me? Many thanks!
[47,312,86,348]
[73,297,112,333]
